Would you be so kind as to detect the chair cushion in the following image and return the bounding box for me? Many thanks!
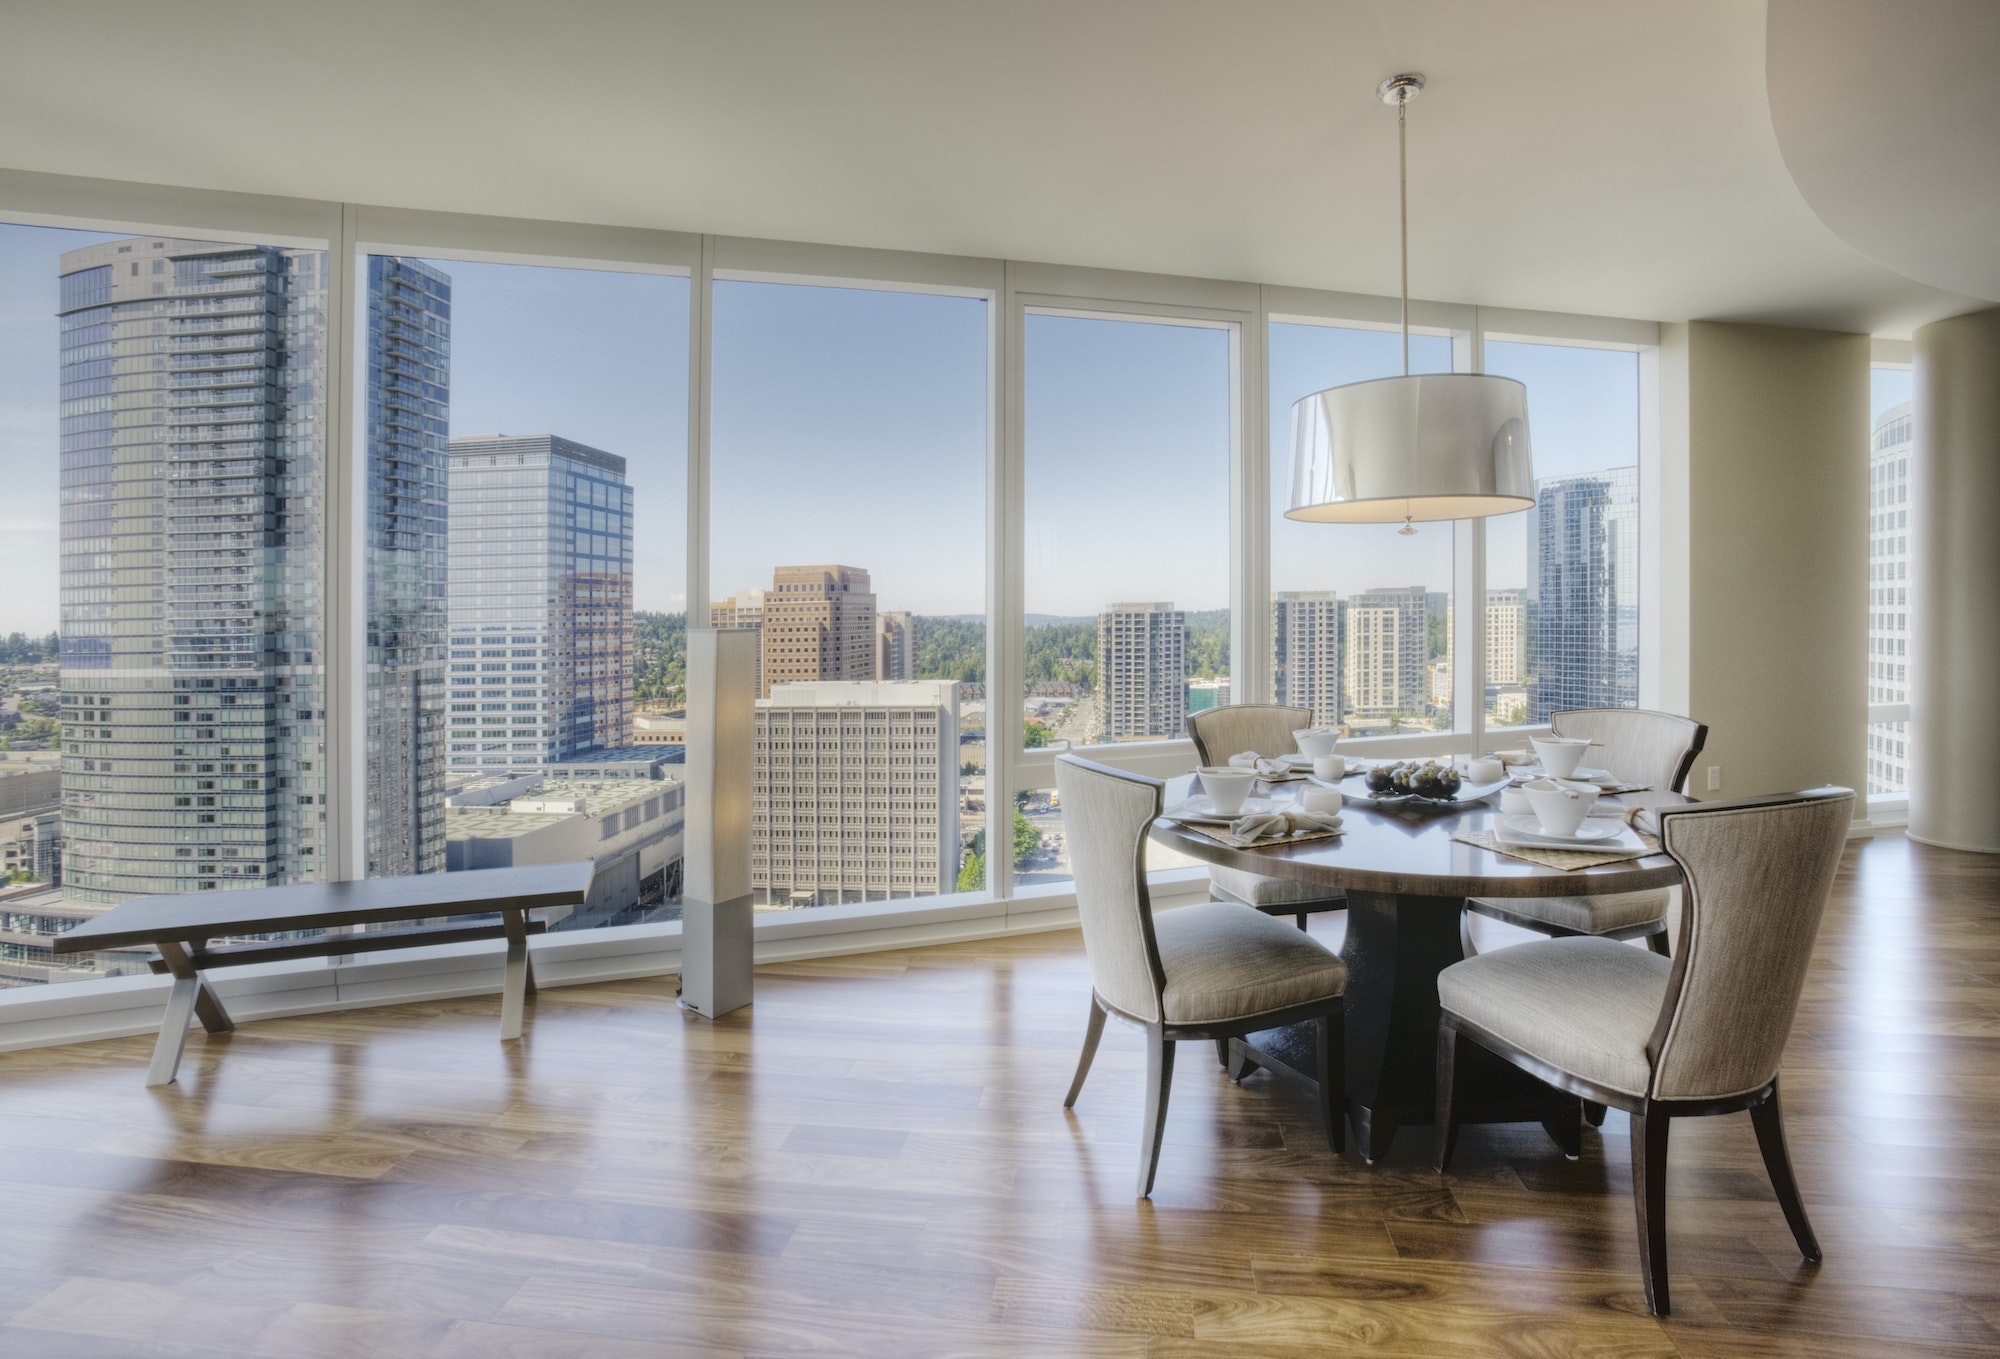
[1210,865,1346,910]
[1469,888,1668,935]
[1153,902,1346,1026]
[1437,937,1671,1098]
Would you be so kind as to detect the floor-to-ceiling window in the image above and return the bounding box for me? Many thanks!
[708,279,988,907]
[362,255,689,932]
[0,222,330,985]
[1866,362,1913,799]
[1482,339,1641,727]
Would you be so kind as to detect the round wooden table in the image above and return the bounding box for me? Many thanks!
[1151,774,1685,1163]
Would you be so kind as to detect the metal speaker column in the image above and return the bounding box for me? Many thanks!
[680,628,757,1016]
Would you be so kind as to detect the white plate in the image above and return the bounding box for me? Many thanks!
[1168,795,1285,825]
[1339,776,1512,809]
[1500,813,1626,846]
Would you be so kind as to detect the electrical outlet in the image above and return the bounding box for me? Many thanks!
[1706,765,1722,792]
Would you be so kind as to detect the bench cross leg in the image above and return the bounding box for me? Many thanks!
[499,907,536,1040]
[147,940,234,1087]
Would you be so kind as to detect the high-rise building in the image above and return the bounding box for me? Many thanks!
[761,565,876,698]
[1096,603,1185,741]
[1486,588,1528,688]
[877,610,915,681]
[55,238,335,900]
[1342,587,1427,719]
[1529,467,1638,721]
[709,588,766,696]
[1867,401,1911,794]
[1272,591,1341,726]
[750,680,959,907]
[365,256,452,876]
[445,435,634,774]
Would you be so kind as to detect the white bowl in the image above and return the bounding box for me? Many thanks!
[1312,754,1346,781]
[1523,777,1600,838]
[1301,785,1343,815]
[1531,736,1592,780]
[1293,728,1338,760]
[1196,766,1258,815]
[1465,756,1506,784]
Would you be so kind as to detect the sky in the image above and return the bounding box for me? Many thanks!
[0,216,1921,634]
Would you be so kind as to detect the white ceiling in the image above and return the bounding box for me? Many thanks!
[0,0,1989,335]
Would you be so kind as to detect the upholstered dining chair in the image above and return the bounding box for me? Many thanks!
[1185,704,1347,930]
[1054,753,1349,1196]
[1467,707,1708,956]
[1434,787,1853,1316]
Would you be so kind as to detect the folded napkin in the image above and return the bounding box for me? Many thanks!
[1228,808,1345,841]
[1228,752,1295,779]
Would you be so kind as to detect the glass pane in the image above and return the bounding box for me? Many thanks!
[1482,341,1639,725]
[366,256,690,931]
[0,224,328,985]
[1269,323,1455,735]
[1867,366,1912,795]
[1026,314,1231,745]
[1010,783,1194,891]
[709,280,987,910]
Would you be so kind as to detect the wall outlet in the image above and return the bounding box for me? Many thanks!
[1707,765,1723,792]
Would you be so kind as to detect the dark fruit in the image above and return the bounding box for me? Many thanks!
[1365,765,1394,793]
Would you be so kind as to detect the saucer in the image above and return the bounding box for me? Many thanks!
[1169,795,1284,825]
[1500,813,1624,846]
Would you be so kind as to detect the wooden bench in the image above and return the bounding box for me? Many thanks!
[53,862,593,1085]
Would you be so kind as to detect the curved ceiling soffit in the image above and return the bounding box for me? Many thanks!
[1767,0,2000,305]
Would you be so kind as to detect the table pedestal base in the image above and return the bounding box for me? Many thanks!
[1235,890,1577,1164]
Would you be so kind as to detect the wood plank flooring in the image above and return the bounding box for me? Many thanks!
[1,831,1997,1356]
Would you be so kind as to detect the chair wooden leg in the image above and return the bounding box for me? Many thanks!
[1433,1020,1464,1172]
[1630,1107,1672,1316]
[1583,1099,1608,1127]
[1645,927,1671,957]
[1064,996,1107,1109]
[1226,1038,1258,1083]
[1314,1012,1346,1154]
[1542,1103,1583,1159]
[1750,1081,1822,1263]
[1215,1037,1229,1069]
[1138,1023,1176,1198]
[1295,913,1308,930]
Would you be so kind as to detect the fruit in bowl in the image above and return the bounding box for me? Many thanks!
[1364,759,1463,801]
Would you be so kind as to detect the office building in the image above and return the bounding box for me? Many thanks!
[1529,467,1638,722]
[877,610,915,681]
[1186,678,1230,714]
[750,680,959,907]
[1096,603,1185,741]
[55,238,337,901]
[1868,401,1912,793]
[445,435,634,774]
[1342,587,1427,719]
[761,565,876,698]
[1271,591,1341,726]
[710,588,766,696]
[1486,589,1528,688]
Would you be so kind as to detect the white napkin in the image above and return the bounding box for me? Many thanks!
[1228,751,1293,779]
[1228,808,1345,841]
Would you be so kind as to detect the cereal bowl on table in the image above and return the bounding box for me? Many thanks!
[1293,728,1339,760]
[1530,735,1593,780]
[1195,766,1258,816]
[1522,777,1600,838]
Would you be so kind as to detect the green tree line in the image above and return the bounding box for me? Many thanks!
[0,632,58,665]
[633,611,687,703]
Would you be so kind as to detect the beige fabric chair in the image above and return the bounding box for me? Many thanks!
[1434,787,1853,1316]
[1468,708,1707,956]
[1185,704,1346,929]
[1055,754,1349,1195]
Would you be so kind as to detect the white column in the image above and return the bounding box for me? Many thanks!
[680,628,757,1015]
[1909,308,2000,852]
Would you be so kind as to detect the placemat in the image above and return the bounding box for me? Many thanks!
[1453,828,1659,871]
[1175,821,1347,851]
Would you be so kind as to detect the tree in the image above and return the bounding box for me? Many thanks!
[913,617,985,683]
[1013,808,1042,865]
[1023,718,1053,748]
[956,849,984,893]
[1183,609,1230,680]
[633,611,687,703]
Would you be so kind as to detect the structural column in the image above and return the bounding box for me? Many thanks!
[1910,307,2000,852]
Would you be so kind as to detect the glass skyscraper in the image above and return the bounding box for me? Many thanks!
[444,435,634,771]
[1529,467,1638,722]
[56,238,329,901]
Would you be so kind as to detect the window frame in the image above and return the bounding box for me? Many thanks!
[0,165,1670,1033]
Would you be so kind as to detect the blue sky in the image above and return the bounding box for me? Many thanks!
[0,218,1913,633]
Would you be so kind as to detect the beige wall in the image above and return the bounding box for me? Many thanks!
[1666,321,1869,803]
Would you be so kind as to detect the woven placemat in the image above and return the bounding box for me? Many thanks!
[1176,821,1346,851]
[1453,828,1659,871]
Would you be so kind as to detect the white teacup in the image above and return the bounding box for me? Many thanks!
[1313,755,1345,781]
[1293,728,1338,760]
[1531,736,1592,780]
[1197,766,1258,816]
[1465,756,1505,784]
[1301,785,1343,815]
[1523,777,1600,838]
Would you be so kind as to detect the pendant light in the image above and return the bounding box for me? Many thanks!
[1286,73,1533,535]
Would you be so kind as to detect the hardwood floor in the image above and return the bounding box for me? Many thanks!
[1,831,1996,1357]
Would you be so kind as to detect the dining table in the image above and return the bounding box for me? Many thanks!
[1151,770,1687,1163]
